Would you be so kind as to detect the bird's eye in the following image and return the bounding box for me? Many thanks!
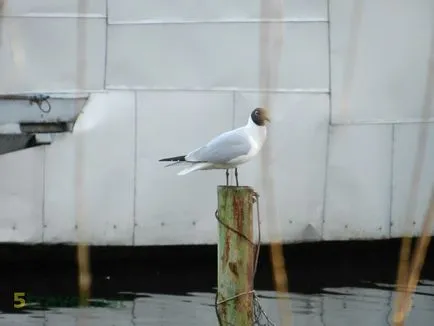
[255,110,259,116]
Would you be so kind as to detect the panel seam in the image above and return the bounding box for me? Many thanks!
[41,146,47,243]
[132,91,138,245]
[320,0,333,240]
[389,124,395,237]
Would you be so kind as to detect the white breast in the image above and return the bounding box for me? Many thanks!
[246,125,267,157]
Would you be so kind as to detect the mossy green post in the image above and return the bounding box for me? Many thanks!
[217,185,254,325]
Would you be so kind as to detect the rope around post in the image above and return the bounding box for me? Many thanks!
[214,190,276,326]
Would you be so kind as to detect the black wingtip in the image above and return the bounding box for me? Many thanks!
[159,155,186,162]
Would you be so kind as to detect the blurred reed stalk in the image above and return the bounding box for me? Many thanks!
[259,0,291,325]
[393,8,434,325]
[76,0,91,308]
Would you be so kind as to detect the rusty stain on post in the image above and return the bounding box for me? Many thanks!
[217,185,254,325]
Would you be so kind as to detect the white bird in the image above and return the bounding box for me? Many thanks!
[159,107,270,186]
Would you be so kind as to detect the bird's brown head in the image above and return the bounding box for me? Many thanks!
[251,107,270,126]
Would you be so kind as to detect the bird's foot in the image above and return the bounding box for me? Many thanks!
[252,191,259,203]
[235,168,239,187]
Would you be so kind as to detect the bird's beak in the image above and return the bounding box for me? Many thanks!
[263,110,271,122]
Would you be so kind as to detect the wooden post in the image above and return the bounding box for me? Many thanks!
[217,185,254,325]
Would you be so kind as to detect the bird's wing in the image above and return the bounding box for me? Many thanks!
[186,129,251,164]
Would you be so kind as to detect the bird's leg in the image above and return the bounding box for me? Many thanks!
[225,169,229,186]
[235,168,239,187]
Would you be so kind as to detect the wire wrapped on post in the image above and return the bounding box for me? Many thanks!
[214,191,276,326]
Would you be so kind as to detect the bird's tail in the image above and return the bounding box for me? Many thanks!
[159,155,186,162]
[177,162,212,175]
[159,155,186,167]
[159,154,211,174]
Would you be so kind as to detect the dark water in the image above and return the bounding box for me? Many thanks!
[2,282,434,326]
[1,242,434,325]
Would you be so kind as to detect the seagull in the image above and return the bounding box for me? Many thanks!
[159,107,270,186]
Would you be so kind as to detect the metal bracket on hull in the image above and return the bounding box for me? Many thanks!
[0,93,88,155]
[0,94,52,114]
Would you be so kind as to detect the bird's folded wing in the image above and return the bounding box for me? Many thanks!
[186,131,251,164]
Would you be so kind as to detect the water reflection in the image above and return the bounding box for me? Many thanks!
[1,282,433,326]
